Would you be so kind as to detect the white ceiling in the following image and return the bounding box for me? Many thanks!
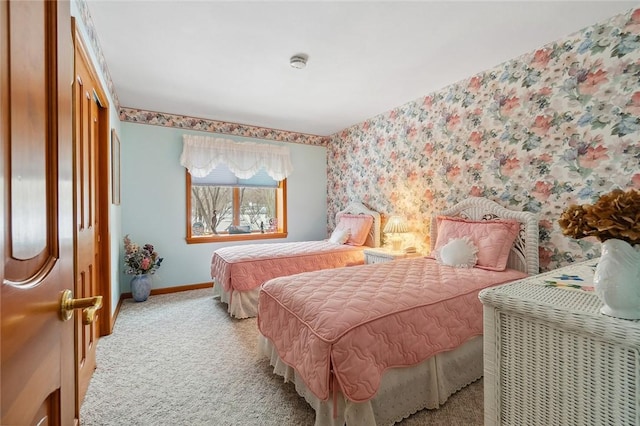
[86,1,638,136]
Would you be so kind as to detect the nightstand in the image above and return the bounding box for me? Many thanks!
[479,260,640,425]
[363,248,421,264]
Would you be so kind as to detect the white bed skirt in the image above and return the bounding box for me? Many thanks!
[258,334,483,426]
[212,281,261,319]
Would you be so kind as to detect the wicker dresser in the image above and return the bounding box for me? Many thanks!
[479,259,640,426]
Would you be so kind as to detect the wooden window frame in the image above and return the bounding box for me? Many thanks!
[185,171,287,244]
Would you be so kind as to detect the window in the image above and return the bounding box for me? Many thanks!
[186,165,287,243]
[180,134,292,243]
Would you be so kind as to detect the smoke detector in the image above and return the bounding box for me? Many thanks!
[290,54,308,69]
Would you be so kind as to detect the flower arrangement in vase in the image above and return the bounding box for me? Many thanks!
[559,188,640,319]
[124,235,163,302]
[559,188,640,245]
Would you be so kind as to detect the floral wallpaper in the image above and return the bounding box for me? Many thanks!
[327,8,640,272]
[120,107,328,146]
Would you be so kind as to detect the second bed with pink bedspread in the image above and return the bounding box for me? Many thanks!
[211,240,365,293]
[211,242,367,319]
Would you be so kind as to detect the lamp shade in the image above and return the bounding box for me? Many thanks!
[383,216,409,234]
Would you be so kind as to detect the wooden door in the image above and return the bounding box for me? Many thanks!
[73,28,105,408]
[1,1,76,425]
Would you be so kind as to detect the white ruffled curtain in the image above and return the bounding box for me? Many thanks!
[179,135,293,180]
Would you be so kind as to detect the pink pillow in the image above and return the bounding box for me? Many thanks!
[433,216,520,271]
[335,214,374,246]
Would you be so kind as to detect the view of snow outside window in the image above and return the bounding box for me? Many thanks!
[191,186,276,236]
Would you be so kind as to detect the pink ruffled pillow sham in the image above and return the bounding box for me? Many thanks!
[335,214,374,246]
[433,216,520,271]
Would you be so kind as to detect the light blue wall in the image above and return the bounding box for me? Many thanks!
[120,122,328,292]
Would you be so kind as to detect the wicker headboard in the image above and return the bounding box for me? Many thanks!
[335,202,382,248]
[430,197,539,275]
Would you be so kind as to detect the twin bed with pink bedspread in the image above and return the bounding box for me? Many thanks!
[257,197,539,425]
[211,202,381,319]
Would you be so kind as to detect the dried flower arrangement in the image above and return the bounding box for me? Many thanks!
[558,188,640,246]
[124,235,163,275]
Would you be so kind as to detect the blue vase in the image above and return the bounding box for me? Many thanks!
[130,274,152,302]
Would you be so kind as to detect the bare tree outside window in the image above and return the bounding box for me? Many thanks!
[187,170,286,242]
[239,188,276,230]
[191,186,232,234]
[191,185,277,234]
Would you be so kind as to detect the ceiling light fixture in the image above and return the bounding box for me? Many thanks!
[290,54,308,69]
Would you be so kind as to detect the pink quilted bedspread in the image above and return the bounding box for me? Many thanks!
[210,241,365,292]
[257,257,527,402]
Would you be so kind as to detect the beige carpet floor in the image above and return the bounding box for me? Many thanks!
[80,288,483,425]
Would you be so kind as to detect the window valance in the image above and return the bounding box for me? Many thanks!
[180,135,293,180]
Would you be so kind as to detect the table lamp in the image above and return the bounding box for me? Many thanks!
[383,216,409,252]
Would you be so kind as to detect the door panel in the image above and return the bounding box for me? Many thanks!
[73,28,104,409]
[1,1,75,425]
[7,0,48,260]
[6,0,50,271]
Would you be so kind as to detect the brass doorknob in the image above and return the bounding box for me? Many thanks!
[60,289,103,325]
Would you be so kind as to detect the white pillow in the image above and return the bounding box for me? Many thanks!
[329,228,351,244]
[435,236,478,268]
